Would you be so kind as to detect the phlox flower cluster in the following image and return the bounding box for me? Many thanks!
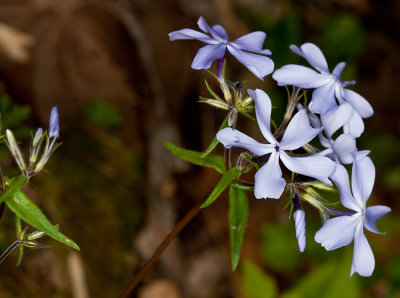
[169,17,390,277]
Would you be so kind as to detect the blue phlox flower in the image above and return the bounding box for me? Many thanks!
[272,43,373,137]
[216,89,336,199]
[315,153,391,277]
[169,17,274,80]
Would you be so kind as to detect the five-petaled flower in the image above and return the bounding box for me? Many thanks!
[272,43,373,137]
[315,153,391,277]
[217,89,335,199]
[169,17,274,80]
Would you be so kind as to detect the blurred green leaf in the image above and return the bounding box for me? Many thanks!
[164,141,225,174]
[0,95,31,129]
[6,191,79,250]
[260,223,300,271]
[83,99,122,127]
[321,14,365,62]
[201,117,228,158]
[0,176,28,204]
[282,250,360,298]
[201,168,241,208]
[229,185,248,271]
[242,260,277,298]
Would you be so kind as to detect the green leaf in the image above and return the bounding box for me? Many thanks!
[231,182,254,191]
[0,176,28,204]
[242,260,278,298]
[229,185,248,271]
[83,99,123,127]
[164,141,225,174]
[201,168,241,208]
[6,191,79,250]
[201,117,229,158]
[281,250,361,298]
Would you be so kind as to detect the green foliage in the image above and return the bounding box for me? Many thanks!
[164,141,225,174]
[242,260,278,298]
[201,117,228,158]
[229,185,248,271]
[6,191,79,250]
[260,222,300,271]
[321,14,365,63]
[0,176,28,204]
[282,250,361,298]
[201,168,241,208]
[0,95,31,131]
[83,99,123,127]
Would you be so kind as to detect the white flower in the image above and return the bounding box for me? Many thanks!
[272,43,373,137]
[216,89,335,199]
[315,153,391,277]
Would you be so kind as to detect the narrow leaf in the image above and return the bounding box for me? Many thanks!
[16,243,23,266]
[229,185,248,271]
[231,182,254,191]
[6,191,79,250]
[201,168,240,208]
[0,176,28,204]
[164,141,225,174]
[201,117,229,158]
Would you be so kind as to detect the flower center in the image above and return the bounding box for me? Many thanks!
[274,143,280,152]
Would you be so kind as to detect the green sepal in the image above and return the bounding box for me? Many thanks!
[0,176,28,204]
[6,191,79,250]
[201,167,241,208]
[230,182,254,192]
[229,185,248,271]
[164,141,225,174]
[204,79,223,102]
[201,117,229,158]
[16,242,23,266]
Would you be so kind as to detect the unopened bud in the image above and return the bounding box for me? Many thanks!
[6,129,27,174]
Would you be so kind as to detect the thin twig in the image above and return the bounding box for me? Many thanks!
[119,199,205,298]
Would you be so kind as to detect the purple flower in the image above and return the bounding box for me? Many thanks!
[272,43,373,137]
[216,89,335,199]
[315,153,391,277]
[169,17,274,80]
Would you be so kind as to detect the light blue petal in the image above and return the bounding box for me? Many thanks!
[227,46,274,80]
[249,89,277,144]
[273,65,331,89]
[211,25,228,41]
[364,205,391,234]
[330,163,363,211]
[191,44,226,69]
[352,154,375,207]
[231,31,266,51]
[350,223,375,277]
[343,89,374,118]
[168,29,217,44]
[290,43,329,73]
[280,152,335,185]
[254,152,286,199]
[315,213,360,250]
[280,109,321,150]
[332,134,357,164]
[343,111,364,138]
[197,16,225,41]
[332,62,346,79]
[216,127,274,156]
[294,209,306,252]
[309,81,338,114]
[320,103,354,138]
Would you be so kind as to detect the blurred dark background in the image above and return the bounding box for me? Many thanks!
[0,0,398,297]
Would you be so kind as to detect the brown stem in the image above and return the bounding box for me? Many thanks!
[119,199,205,298]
